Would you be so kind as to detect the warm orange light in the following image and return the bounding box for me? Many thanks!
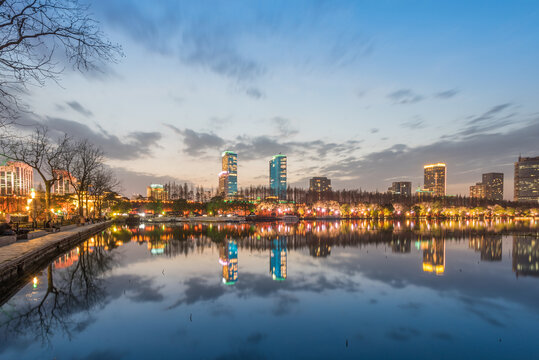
[424,163,446,169]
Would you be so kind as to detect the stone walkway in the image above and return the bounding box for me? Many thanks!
[0,222,112,266]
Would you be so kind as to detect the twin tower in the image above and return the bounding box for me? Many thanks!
[218,151,287,199]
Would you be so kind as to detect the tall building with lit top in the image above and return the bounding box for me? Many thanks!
[270,237,287,281]
[0,159,33,196]
[269,154,287,199]
[514,156,539,203]
[219,151,237,198]
[219,240,238,284]
[423,163,446,197]
[482,173,503,201]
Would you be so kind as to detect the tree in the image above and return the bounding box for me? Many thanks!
[0,126,68,219]
[0,0,122,122]
[89,166,118,217]
[62,139,104,218]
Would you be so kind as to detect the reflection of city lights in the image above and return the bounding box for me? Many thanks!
[33,277,38,288]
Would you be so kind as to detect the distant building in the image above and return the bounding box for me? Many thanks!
[269,154,287,199]
[388,181,412,197]
[51,170,76,195]
[482,173,504,201]
[0,160,33,196]
[146,184,168,200]
[309,177,331,193]
[514,156,539,203]
[270,237,287,281]
[423,163,446,196]
[512,236,538,277]
[469,182,486,199]
[219,151,237,198]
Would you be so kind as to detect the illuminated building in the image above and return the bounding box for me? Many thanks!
[309,177,331,193]
[423,163,446,196]
[219,240,238,284]
[269,154,287,199]
[0,159,33,195]
[146,184,168,200]
[422,238,445,275]
[51,170,76,195]
[469,183,486,199]
[514,156,539,203]
[388,181,412,197]
[512,236,538,277]
[219,151,238,198]
[482,173,504,201]
[270,237,287,281]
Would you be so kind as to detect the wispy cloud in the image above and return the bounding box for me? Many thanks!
[388,89,424,104]
[66,101,93,117]
[434,89,459,99]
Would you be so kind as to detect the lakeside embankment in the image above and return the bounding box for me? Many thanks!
[0,221,112,303]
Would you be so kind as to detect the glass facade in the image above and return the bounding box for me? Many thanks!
[220,151,237,198]
[269,155,287,199]
[0,161,33,196]
[482,172,504,201]
[514,156,539,203]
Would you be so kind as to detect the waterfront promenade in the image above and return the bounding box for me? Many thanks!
[0,221,112,286]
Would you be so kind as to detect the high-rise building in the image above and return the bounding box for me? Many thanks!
[147,184,168,200]
[51,170,76,195]
[270,237,287,281]
[514,156,539,203]
[269,154,287,199]
[423,163,446,197]
[0,160,33,196]
[388,181,412,197]
[469,182,486,199]
[219,151,237,198]
[309,177,331,193]
[482,173,504,201]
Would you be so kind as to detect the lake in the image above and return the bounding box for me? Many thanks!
[0,220,538,359]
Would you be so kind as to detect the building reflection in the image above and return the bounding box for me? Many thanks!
[422,238,445,275]
[309,241,331,258]
[54,248,80,269]
[391,237,411,253]
[513,236,539,277]
[219,240,238,284]
[469,235,502,261]
[270,236,287,281]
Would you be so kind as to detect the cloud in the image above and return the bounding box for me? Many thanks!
[42,117,162,160]
[66,101,94,117]
[435,89,459,99]
[388,89,424,104]
[164,124,225,156]
[271,116,298,138]
[322,119,539,194]
[245,87,264,99]
[401,117,425,130]
[456,103,517,137]
[166,126,361,161]
[112,167,191,196]
[370,128,379,134]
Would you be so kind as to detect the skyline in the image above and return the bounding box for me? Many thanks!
[11,0,539,198]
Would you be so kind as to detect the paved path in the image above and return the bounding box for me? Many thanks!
[0,221,112,266]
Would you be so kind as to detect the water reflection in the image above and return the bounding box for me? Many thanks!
[219,240,238,284]
[0,220,537,359]
[513,236,539,277]
[270,236,287,281]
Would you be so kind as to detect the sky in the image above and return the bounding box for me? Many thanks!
[20,0,539,198]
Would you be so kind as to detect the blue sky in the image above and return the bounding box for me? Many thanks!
[24,0,539,198]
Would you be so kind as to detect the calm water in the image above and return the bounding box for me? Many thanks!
[0,221,538,360]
